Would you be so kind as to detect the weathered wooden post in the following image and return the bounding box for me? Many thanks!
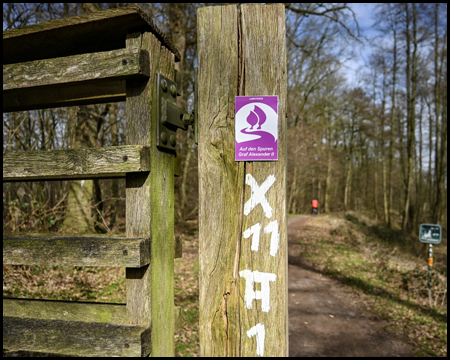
[124,31,175,357]
[198,4,288,357]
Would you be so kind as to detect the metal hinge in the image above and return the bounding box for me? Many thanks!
[156,70,197,153]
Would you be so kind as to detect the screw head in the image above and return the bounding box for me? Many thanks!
[169,134,176,147]
[124,343,130,348]
[161,79,168,92]
[170,84,177,97]
[123,155,128,162]
[122,59,128,66]
[161,132,168,144]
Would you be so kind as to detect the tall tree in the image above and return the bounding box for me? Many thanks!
[402,3,418,232]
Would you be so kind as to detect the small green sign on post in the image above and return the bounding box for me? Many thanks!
[419,224,442,244]
[419,224,442,306]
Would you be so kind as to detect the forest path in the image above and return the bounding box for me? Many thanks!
[287,215,414,357]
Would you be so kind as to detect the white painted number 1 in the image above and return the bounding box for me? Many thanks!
[247,323,265,357]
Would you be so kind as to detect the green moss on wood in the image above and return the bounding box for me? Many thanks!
[3,316,151,357]
[3,233,151,267]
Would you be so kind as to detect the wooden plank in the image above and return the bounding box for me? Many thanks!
[3,316,151,357]
[3,298,128,324]
[3,145,149,181]
[125,31,175,357]
[3,47,147,113]
[3,145,150,182]
[3,6,180,65]
[3,48,148,92]
[3,78,125,112]
[198,4,288,357]
[3,233,150,267]
[3,299,183,330]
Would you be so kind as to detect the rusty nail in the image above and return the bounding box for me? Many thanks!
[123,155,128,161]
[123,250,128,256]
[124,343,130,348]
[122,59,128,65]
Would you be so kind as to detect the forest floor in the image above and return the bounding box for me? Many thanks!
[3,212,447,357]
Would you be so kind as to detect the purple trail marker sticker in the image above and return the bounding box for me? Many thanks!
[235,96,278,161]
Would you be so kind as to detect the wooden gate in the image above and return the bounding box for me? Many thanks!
[3,7,182,357]
[4,4,288,357]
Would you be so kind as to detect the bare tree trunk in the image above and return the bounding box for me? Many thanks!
[61,105,98,233]
[431,3,447,224]
[288,167,298,213]
[388,31,398,228]
[324,142,332,213]
[109,103,120,230]
[344,158,352,211]
[402,4,417,232]
[381,60,389,223]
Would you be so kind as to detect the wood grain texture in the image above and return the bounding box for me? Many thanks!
[3,299,182,329]
[3,298,129,325]
[3,48,148,92]
[3,78,125,113]
[125,31,175,357]
[3,145,150,182]
[198,4,287,357]
[3,233,150,267]
[3,316,151,357]
[3,6,180,65]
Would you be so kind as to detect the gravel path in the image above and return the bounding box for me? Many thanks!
[288,215,414,357]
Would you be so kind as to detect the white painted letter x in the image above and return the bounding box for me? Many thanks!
[244,174,276,218]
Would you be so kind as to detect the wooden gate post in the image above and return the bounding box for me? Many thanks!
[125,32,175,357]
[198,4,288,357]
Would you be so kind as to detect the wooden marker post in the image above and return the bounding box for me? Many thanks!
[198,4,288,357]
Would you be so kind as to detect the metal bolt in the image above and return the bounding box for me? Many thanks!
[124,343,130,348]
[170,84,177,97]
[161,79,168,92]
[123,250,128,256]
[123,155,128,162]
[122,59,128,66]
[161,132,168,144]
[170,134,176,147]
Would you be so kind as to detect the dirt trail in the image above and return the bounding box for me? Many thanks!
[288,215,414,357]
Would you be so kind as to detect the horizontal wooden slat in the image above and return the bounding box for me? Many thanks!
[3,233,151,267]
[3,316,151,357]
[3,6,180,65]
[2,47,150,113]
[3,298,182,330]
[3,233,182,265]
[3,48,149,92]
[3,298,128,324]
[3,77,125,112]
[3,145,150,182]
